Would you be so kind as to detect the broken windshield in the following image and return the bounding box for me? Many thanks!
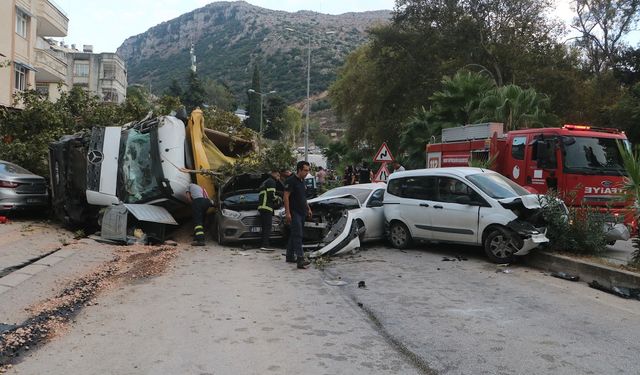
[562,137,628,175]
[119,129,164,203]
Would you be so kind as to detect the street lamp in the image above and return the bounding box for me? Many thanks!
[247,89,276,135]
[285,27,335,162]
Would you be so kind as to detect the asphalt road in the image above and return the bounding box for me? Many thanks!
[6,240,640,375]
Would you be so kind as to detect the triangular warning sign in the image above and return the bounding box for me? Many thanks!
[373,163,391,182]
[373,142,395,162]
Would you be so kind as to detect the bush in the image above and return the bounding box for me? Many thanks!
[541,191,609,255]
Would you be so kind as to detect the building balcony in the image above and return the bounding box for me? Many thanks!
[37,0,68,37]
[34,48,67,82]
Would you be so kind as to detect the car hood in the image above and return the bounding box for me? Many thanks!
[308,193,362,207]
[220,173,270,199]
[497,194,543,210]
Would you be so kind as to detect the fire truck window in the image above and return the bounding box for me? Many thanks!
[511,137,526,160]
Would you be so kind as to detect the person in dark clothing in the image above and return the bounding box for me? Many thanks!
[343,165,355,186]
[258,169,281,250]
[284,161,312,269]
[186,182,212,246]
[358,162,373,184]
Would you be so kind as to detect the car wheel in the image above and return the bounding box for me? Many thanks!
[484,228,517,263]
[389,221,411,249]
[216,222,227,246]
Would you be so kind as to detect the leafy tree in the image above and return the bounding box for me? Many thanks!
[616,140,640,265]
[572,0,640,75]
[399,107,438,169]
[154,95,183,116]
[263,95,287,140]
[181,71,207,111]
[203,78,236,111]
[280,107,303,144]
[165,79,183,98]
[476,85,556,130]
[247,65,262,132]
[322,140,349,169]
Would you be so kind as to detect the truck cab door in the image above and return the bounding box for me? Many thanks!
[507,136,527,186]
[526,137,559,193]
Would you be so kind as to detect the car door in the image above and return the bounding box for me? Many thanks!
[362,188,386,240]
[426,176,484,245]
[388,176,438,241]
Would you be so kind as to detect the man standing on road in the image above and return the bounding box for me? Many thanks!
[392,161,405,173]
[284,161,312,269]
[358,162,373,184]
[186,182,212,246]
[258,169,281,251]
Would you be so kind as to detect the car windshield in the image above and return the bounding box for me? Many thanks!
[562,136,628,175]
[466,173,530,199]
[0,162,32,175]
[318,187,372,205]
[120,129,163,203]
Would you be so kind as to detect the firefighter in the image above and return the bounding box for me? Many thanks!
[258,169,281,250]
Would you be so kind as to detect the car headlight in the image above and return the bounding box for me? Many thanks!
[221,209,241,219]
[275,208,285,217]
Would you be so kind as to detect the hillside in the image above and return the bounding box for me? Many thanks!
[117,1,391,103]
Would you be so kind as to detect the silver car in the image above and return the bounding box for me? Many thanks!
[0,160,48,212]
[214,173,284,245]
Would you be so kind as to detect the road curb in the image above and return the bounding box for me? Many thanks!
[523,251,640,289]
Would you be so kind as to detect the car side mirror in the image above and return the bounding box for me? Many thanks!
[368,200,384,208]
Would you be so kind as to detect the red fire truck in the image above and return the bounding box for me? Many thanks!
[426,123,634,242]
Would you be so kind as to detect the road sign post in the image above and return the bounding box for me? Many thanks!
[373,142,394,183]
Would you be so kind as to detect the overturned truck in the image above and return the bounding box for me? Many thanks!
[48,109,255,230]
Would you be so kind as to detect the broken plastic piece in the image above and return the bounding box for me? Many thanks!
[551,272,579,282]
[588,280,640,300]
[358,281,366,288]
[496,269,512,274]
[325,279,348,286]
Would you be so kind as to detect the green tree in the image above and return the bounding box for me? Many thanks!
[281,107,303,144]
[572,0,640,75]
[399,107,438,169]
[181,71,207,112]
[165,79,183,98]
[476,85,556,130]
[617,140,640,265]
[203,78,236,111]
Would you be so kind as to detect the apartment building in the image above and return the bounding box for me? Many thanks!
[67,49,127,104]
[1,0,127,108]
[0,0,69,107]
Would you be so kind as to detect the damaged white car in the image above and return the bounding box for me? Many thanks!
[278,183,386,258]
[384,167,553,263]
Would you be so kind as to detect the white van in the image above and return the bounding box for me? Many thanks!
[383,167,550,263]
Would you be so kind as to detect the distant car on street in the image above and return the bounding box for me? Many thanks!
[0,160,49,213]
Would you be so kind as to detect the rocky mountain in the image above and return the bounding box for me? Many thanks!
[117,1,391,104]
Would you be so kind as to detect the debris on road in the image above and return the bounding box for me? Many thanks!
[588,280,640,300]
[0,216,8,224]
[358,280,366,288]
[324,278,348,286]
[495,269,513,274]
[551,271,580,282]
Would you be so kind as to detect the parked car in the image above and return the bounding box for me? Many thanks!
[0,160,49,213]
[384,167,551,263]
[277,183,386,257]
[214,173,284,245]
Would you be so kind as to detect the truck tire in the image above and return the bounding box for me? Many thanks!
[389,221,411,249]
[483,228,517,263]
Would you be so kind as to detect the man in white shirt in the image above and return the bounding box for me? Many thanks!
[186,182,212,246]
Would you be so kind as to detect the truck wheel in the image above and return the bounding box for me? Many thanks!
[483,228,517,263]
[389,221,411,249]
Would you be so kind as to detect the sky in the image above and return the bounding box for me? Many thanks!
[52,0,636,53]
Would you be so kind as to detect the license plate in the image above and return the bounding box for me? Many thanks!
[251,227,262,233]
[26,198,42,204]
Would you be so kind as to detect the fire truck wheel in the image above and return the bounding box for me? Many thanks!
[389,221,411,249]
[483,228,517,264]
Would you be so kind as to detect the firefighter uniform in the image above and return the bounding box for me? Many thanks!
[258,175,279,249]
[188,183,212,246]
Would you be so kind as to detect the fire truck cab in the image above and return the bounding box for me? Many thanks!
[427,123,634,242]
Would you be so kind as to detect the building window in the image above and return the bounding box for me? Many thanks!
[14,65,27,91]
[102,63,116,79]
[102,89,118,102]
[16,9,29,38]
[36,84,49,96]
[74,61,89,77]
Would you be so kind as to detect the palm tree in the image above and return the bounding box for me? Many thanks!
[617,141,640,265]
[399,107,440,169]
[477,85,556,130]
